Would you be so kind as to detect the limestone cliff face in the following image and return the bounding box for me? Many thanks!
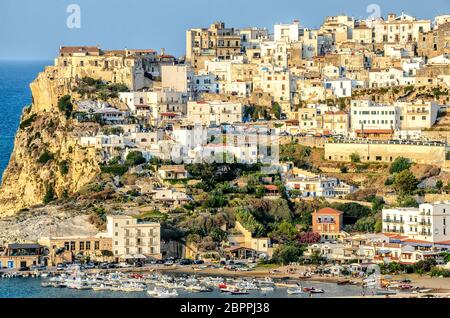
[0,67,101,215]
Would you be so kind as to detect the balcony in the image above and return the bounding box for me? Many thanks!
[420,222,432,227]
[383,219,403,224]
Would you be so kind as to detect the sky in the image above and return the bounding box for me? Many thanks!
[0,0,449,60]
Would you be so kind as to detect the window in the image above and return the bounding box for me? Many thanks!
[94,241,100,250]
[79,241,85,251]
[86,241,91,250]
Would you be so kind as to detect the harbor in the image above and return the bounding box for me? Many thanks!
[1,264,448,298]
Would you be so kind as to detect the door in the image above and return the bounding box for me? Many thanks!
[7,261,14,269]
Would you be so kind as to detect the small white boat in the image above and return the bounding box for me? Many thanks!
[154,290,178,298]
[260,286,274,292]
[92,284,110,291]
[287,288,303,295]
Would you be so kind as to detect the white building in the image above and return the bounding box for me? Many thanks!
[324,78,353,98]
[274,20,302,43]
[171,124,208,156]
[382,202,450,243]
[187,100,243,126]
[350,100,400,133]
[106,215,161,261]
[285,176,355,198]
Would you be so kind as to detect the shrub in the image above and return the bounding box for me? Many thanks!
[43,184,56,204]
[58,95,73,119]
[20,113,37,129]
[37,150,54,164]
[350,153,360,163]
[125,151,146,166]
[100,164,128,176]
[390,157,411,174]
[59,160,69,175]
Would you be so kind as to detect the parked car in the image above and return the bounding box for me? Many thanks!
[118,262,132,268]
[19,266,30,271]
[194,260,205,265]
[84,263,95,270]
[56,263,67,271]
[31,265,47,271]
[180,259,193,266]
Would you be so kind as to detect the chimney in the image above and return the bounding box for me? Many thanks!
[161,48,165,56]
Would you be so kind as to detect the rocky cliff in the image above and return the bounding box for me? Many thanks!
[0,66,101,215]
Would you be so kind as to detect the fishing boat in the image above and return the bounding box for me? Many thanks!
[230,289,250,295]
[376,289,397,296]
[337,280,351,285]
[309,288,325,294]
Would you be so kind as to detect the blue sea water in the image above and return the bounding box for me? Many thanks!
[0,277,363,298]
[0,61,50,181]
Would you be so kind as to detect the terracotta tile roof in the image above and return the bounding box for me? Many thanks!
[264,185,279,191]
[315,207,344,215]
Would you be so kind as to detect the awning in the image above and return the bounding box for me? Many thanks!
[133,254,147,259]
[123,255,134,259]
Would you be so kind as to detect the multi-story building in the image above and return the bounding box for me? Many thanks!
[0,244,48,269]
[372,12,431,44]
[382,202,450,243]
[106,215,161,261]
[397,101,439,130]
[312,208,346,242]
[274,20,303,43]
[187,100,243,126]
[418,22,450,59]
[38,236,113,265]
[322,111,349,135]
[350,100,400,138]
[55,46,149,91]
[186,22,242,73]
[285,176,355,198]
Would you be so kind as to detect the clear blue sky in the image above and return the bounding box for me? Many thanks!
[0,0,449,60]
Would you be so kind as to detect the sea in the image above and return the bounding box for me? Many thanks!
[0,61,50,181]
[0,277,364,298]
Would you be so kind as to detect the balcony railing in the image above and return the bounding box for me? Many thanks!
[383,219,403,224]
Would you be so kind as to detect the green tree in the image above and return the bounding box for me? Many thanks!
[436,180,444,193]
[269,220,298,243]
[393,170,418,195]
[125,151,146,166]
[390,157,411,173]
[272,244,304,265]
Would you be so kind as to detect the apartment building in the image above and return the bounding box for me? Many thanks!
[350,100,400,137]
[382,202,450,243]
[187,100,243,126]
[372,12,431,44]
[186,21,242,73]
[397,101,439,130]
[274,20,303,43]
[323,111,349,135]
[107,215,161,261]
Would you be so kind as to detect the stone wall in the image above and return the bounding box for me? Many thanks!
[325,140,447,166]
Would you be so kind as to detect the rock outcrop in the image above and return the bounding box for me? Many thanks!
[0,67,101,215]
